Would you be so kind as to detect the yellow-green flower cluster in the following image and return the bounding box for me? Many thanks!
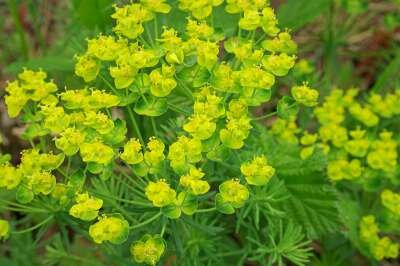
[76,35,160,88]
[3,149,64,203]
[112,2,170,39]
[40,105,70,133]
[220,100,252,149]
[120,138,143,164]
[368,92,400,118]
[0,219,10,240]
[143,137,166,174]
[344,129,369,158]
[271,117,300,144]
[149,64,177,97]
[3,70,127,179]
[75,54,101,82]
[179,168,210,195]
[314,89,349,126]
[225,2,280,36]
[319,124,348,148]
[359,215,399,260]
[299,132,321,160]
[4,69,57,117]
[327,158,362,182]
[348,103,379,127]
[291,84,319,107]
[122,137,165,176]
[367,132,397,173]
[60,89,120,110]
[130,234,165,265]
[80,142,115,165]
[145,180,176,207]
[381,189,400,217]
[262,31,297,55]
[55,128,86,156]
[240,155,275,186]
[0,163,22,190]
[186,19,215,40]
[0,2,302,262]
[159,27,185,65]
[184,87,224,140]
[69,192,103,221]
[263,53,296,77]
[216,179,249,211]
[178,0,223,19]
[89,216,129,244]
[294,89,400,185]
[168,136,202,174]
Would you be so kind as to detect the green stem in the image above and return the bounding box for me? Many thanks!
[196,207,216,213]
[13,215,53,234]
[99,74,120,96]
[139,36,152,48]
[130,212,162,230]
[0,206,48,213]
[56,168,67,178]
[252,111,277,121]
[151,117,158,137]
[218,250,245,257]
[175,77,194,101]
[145,22,155,47]
[254,33,267,46]
[160,222,167,237]
[66,156,72,176]
[252,103,298,121]
[39,136,47,152]
[127,107,145,146]
[154,15,159,41]
[0,199,44,210]
[167,103,191,115]
[8,0,28,59]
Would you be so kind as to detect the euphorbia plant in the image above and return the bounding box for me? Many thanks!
[0,1,320,265]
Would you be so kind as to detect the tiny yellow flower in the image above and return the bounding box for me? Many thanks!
[120,138,143,165]
[218,179,249,208]
[75,54,100,82]
[130,234,166,265]
[291,84,319,107]
[145,180,176,207]
[240,155,275,186]
[69,192,103,221]
[89,215,129,244]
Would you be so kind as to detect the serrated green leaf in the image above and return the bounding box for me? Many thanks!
[282,184,341,239]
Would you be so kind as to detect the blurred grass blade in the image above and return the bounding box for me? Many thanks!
[372,49,400,92]
[72,0,113,30]
[277,0,331,31]
[4,56,74,74]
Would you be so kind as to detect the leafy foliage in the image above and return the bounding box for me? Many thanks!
[1,0,400,265]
